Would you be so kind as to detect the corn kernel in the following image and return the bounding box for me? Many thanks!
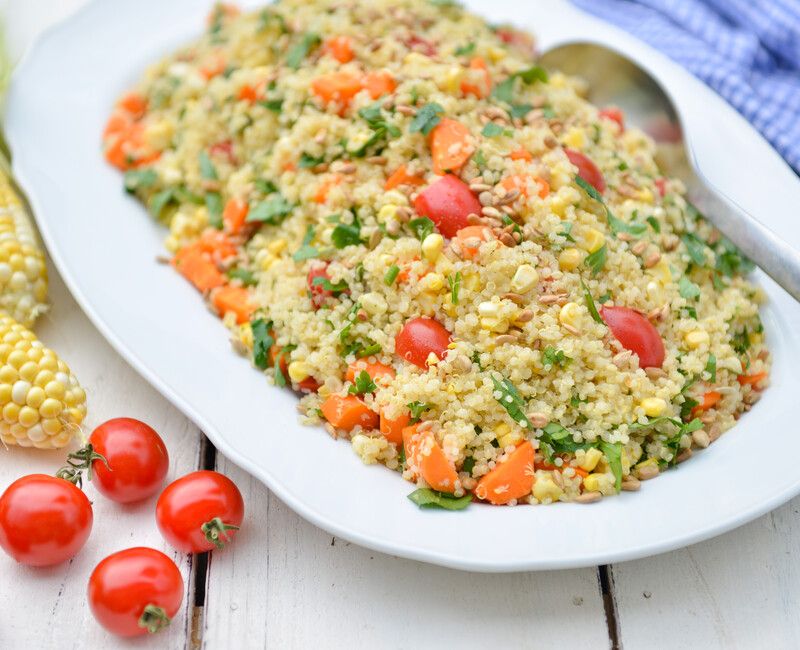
[510,264,539,293]
[463,272,481,291]
[579,228,605,253]
[559,302,582,329]
[533,474,563,502]
[640,397,667,417]
[267,238,287,255]
[685,329,709,349]
[579,447,603,472]
[549,193,570,217]
[478,301,499,319]
[421,272,445,292]
[563,127,586,149]
[288,361,310,383]
[440,66,464,94]
[637,188,654,204]
[651,258,672,285]
[421,233,444,263]
[558,247,582,271]
[360,292,388,315]
[378,204,398,221]
[583,472,616,496]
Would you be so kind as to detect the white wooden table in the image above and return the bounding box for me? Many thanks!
[1,2,799,648]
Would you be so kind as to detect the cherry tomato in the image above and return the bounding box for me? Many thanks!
[565,148,606,194]
[413,175,482,238]
[601,305,665,368]
[156,471,244,553]
[403,33,437,56]
[598,107,625,130]
[88,547,183,637]
[0,474,92,566]
[654,177,667,197]
[395,317,452,369]
[307,264,344,309]
[88,418,169,504]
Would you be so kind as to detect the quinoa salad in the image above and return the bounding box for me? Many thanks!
[103,0,770,508]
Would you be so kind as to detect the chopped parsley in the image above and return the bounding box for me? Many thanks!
[247,194,293,225]
[286,32,321,69]
[272,344,296,387]
[148,188,175,220]
[407,401,430,423]
[585,244,607,276]
[408,217,435,240]
[599,441,623,492]
[409,102,444,135]
[646,216,661,233]
[678,275,701,300]
[384,265,400,285]
[580,279,604,324]
[481,122,508,137]
[557,221,576,242]
[293,226,319,261]
[198,151,218,180]
[491,376,532,430]
[123,168,157,193]
[681,233,708,266]
[348,370,377,395]
[298,152,325,168]
[542,346,570,368]
[492,65,548,104]
[259,98,283,112]
[226,268,257,286]
[607,211,647,237]
[331,222,363,248]
[407,488,472,511]
[454,42,476,56]
[705,353,717,383]
[311,275,348,294]
[250,318,274,370]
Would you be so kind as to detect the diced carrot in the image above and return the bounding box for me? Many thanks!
[364,70,396,99]
[212,285,254,324]
[238,84,257,102]
[310,71,363,111]
[103,121,149,171]
[320,395,379,431]
[298,377,320,393]
[510,148,533,162]
[103,136,128,170]
[103,111,132,138]
[346,360,395,384]
[314,174,343,203]
[223,198,249,234]
[196,230,238,259]
[379,409,410,446]
[199,54,226,80]
[500,174,549,199]
[455,225,495,258]
[323,35,354,63]
[283,161,297,173]
[475,441,535,505]
[691,390,722,419]
[737,371,768,387]
[270,344,289,378]
[384,164,425,190]
[402,424,459,494]
[117,92,148,119]
[460,57,491,98]
[572,466,589,479]
[429,118,473,176]
[172,245,226,292]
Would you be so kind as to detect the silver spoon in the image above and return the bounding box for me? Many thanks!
[539,43,800,302]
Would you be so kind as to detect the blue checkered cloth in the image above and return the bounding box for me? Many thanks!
[571,0,800,173]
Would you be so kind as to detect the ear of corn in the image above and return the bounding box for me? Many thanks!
[0,161,87,449]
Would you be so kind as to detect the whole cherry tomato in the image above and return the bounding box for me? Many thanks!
[88,547,183,637]
[0,474,92,566]
[598,107,625,130]
[565,148,606,194]
[601,305,665,368]
[395,317,452,369]
[156,471,244,553]
[413,175,482,238]
[89,418,169,503]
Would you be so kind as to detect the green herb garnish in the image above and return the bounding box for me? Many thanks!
[384,265,400,285]
[331,222,363,248]
[348,370,377,395]
[585,244,607,276]
[247,195,293,225]
[542,346,570,368]
[449,272,461,305]
[409,102,444,135]
[286,32,321,69]
[198,151,218,180]
[251,318,274,370]
[123,168,157,193]
[408,488,472,511]
[408,217,435,241]
[491,376,532,430]
[580,279,604,324]
[407,401,430,423]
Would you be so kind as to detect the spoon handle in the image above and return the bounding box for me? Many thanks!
[690,171,800,303]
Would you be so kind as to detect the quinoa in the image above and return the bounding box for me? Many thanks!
[105,0,770,507]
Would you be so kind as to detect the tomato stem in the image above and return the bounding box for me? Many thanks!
[138,604,171,634]
[201,517,240,549]
[55,444,109,488]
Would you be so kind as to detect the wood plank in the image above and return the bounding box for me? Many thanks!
[203,453,611,649]
[612,496,800,649]
[0,263,202,648]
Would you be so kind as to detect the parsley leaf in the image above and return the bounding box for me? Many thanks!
[407,401,430,422]
[331,222,363,248]
[408,217,435,240]
[348,370,377,395]
[409,103,444,135]
[286,32,321,69]
[226,267,257,286]
[293,226,318,262]
[581,279,604,324]
[678,275,701,300]
[646,216,661,233]
[198,151,218,180]
[705,353,717,383]
[247,195,293,225]
[408,488,472,511]
[123,168,157,193]
[311,275,348,294]
[272,344,295,387]
[681,233,708,266]
[585,244,607,276]
[298,152,325,168]
[492,65,548,104]
[481,122,505,137]
[205,192,223,229]
[599,441,623,492]
[148,188,175,219]
[454,42,475,56]
[491,376,532,430]
[542,346,570,368]
[250,318,274,370]
[607,211,647,237]
[574,174,604,204]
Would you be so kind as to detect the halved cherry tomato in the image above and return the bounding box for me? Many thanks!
[88,547,183,637]
[395,317,451,369]
[599,107,624,130]
[0,474,93,566]
[413,175,482,238]
[601,305,665,368]
[307,264,341,309]
[655,177,667,197]
[403,33,437,56]
[89,418,169,504]
[565,148,606,194]
[156,471,244,553]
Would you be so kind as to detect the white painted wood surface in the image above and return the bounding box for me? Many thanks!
[3,2,800,649]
